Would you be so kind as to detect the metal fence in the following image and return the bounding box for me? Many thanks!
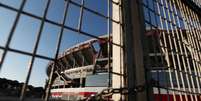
[141,0,201,100]
[0,0,122,101]
[0,0,201,101]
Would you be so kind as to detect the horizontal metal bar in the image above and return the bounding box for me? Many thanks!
[0,2,123,48]
[0,46,54,61]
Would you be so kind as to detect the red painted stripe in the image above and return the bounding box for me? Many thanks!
[154,94,201,101]
[79,92,97,97]
[52,92,201,100]
[51,92,97,97]
[51,92,62,97]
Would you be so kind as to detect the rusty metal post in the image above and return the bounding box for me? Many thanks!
[122,0,148,101]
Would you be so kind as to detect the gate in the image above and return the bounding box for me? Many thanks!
[0,0,201,101]
[137,0,201,101]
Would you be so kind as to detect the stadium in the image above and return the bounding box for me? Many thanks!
[47,28,201,101]
[46,35,111,100]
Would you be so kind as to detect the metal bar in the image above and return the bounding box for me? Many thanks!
[184,5,200,100]
[123,0,147,100]
[164,0,188,100]
[108,0,111,88]
[178,1,199,100]
[155,1,177,100]
[92,46,102,74]
[69,0,120,24]
[148,0,164,100]
[169,0,191,100]
[160,10,181,101]
[147,0,201,101]
[0,0,124,100]
[20,0,51,100]
[191,4,201,95]
[0,46,54,61]
[76,0,85,73]
[0,0,200,101]
[77,0,84,33]
[45,0,70,100]
[0,2,122,48]
[153,85,201,95]
[181,0,201,15]
[121,0,135,100]
[0,0,27,71]
[176,1,195,100]
[150,0,169,100]
[181,1,201,100]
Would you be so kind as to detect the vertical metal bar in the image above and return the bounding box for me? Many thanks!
[77,0,84,32]
[80,69,83,87]
[122,0,135,100]
[163,0,194,100]
[184,6,201,100]
[107,0,111,88]
[169,0,191,100]
[0,0,27,71]
[45,0,70,100]
[149,0,163,100]
[191,6,201,95]
[163,8,182,101]
[77,0,84,88]
[123,0,147,100]
[45,64,55,101]
[107,0,112,100]
[152,1,171,98]
[175,1,194,100]
[182,2,201,100]
[178,1,199,100]
[156,1,176,100]
[164,0,189,100]
[155,2,169,101]
[188,3,201,93]
[76,1,84,86]
[20,0,51,100]
[177,0,201,100]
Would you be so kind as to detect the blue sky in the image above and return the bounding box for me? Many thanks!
[0,0,194,88]
[0,0,108,87]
